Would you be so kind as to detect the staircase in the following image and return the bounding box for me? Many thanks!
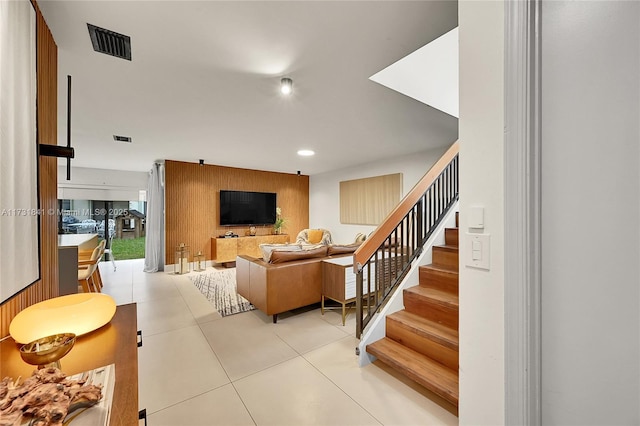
[366,213,459,412]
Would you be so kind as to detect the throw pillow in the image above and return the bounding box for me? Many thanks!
[307,229,324,244]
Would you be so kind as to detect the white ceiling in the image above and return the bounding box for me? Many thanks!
[38,1,459,175]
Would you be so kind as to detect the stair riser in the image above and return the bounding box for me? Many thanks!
[419,267,458,295]
[445,228,459,247]
[404,291,459,330]
[432,247,459,268]
[387,318,458,370]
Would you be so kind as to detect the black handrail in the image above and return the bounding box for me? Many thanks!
[355,152,459,338]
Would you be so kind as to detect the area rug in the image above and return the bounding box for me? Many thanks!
[189,268,254,317]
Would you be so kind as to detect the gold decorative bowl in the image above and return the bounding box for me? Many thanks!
[19,333,76,368]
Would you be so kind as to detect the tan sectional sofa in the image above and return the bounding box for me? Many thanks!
[235,244,359,323]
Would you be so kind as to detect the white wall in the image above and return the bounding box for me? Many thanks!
[58,166,148,201]
[541,2,640,423]
[459,1,640,424]
[309,145,450,245]
[458,1,505,424]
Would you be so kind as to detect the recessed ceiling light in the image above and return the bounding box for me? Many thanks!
[297,149,315,157]
[280,77,293,95]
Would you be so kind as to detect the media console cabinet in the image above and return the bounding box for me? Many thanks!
[211,234,290,266]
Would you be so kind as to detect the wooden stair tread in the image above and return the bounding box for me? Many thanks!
[434,244,458,251]
[389,310,459,350]
[405,286,459,307]
[420,263,458,274]
[367,338,459,406]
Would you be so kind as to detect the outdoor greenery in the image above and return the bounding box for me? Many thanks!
[110,237,145,260]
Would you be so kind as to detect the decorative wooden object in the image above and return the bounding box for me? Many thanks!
[0,303,140,426]
[211,235,289,266]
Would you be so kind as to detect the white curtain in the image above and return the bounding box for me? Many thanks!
[144,162,164,272]
[0,0,39,302]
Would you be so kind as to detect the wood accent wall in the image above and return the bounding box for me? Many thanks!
[165,161,309,264]
[0,1,59,338]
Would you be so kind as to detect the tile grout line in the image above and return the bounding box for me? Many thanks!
[228,382,259,426]
[299,335,385,426]
[175,274,260,424]
[265,327,384,425]
[193,305,260,425]
[133,260,237,420]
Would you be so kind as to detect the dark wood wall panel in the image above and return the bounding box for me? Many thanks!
[1,1,58,338]
[165,161,309,264]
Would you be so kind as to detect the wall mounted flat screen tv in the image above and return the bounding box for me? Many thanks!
[220,190,277,226]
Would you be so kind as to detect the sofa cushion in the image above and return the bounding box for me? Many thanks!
[307,229,324,244]
[269,246,328,264]
[299,243,324,251]
[259,243,301,262]
[327,243,361,256]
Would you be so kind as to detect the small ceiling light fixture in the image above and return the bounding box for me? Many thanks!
[297,149,315,157]
[199,159,204,166]
[280,77,293,95]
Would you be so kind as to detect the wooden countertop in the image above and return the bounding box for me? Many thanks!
[0,303,139,426]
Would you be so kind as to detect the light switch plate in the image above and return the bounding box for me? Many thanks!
[466,233,490,270]
[469,206,484,229]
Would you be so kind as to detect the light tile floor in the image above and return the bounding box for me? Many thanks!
[99,259,458,426]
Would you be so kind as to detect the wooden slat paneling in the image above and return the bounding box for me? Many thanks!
[0,0,58,338]
[340,173,402,225]
[165,161,309,264]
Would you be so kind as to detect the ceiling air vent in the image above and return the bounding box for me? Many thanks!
[113,135,132,143]
[87,23,132,61]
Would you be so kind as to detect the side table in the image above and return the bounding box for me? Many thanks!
[321,256,368,326]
